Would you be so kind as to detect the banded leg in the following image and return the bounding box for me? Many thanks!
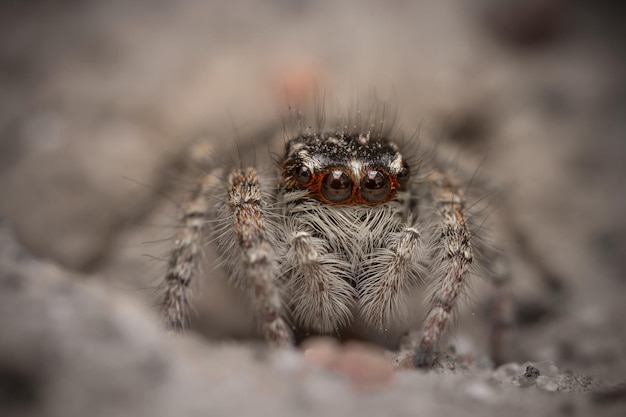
[414,171,474,367]
[359,227,425,332]
[162,173,218,331]
[226,168,292,346]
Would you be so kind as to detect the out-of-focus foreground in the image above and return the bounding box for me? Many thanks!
[1,1,625,416]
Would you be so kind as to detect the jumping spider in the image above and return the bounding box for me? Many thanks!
[161,111,498,367]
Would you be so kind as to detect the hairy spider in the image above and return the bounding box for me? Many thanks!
[160,110,498,367]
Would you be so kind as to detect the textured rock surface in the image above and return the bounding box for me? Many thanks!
[0,223,620,417]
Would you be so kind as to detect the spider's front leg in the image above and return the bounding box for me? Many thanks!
[414,170,474,367]
[224,168,293,346]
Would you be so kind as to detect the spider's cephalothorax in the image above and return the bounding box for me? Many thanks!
[162,124,477,367]
[281,132,410,205]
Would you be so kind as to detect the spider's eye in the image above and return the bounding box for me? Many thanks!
[360,170,390,203]
[295,165,312,185]
[322,170,353,202]
[397,164,410,189]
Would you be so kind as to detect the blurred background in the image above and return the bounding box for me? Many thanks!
[1,0,625,386]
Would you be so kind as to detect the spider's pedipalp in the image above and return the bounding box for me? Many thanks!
[358,226,426,332]
[285,230,355,333]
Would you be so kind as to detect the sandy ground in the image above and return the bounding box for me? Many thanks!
[1,1,625,416]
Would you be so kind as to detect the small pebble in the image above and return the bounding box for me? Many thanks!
[301,337,394,392]
[524,365,540,378]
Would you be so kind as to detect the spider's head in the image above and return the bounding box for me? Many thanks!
[281,132,410,205]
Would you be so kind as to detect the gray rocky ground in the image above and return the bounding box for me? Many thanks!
[1,1,625,416]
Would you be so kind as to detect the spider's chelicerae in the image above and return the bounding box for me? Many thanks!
[161,111,499,367]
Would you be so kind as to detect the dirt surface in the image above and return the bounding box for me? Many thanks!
[1,1,626,416]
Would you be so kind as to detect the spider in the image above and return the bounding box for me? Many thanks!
[160,109,500,367]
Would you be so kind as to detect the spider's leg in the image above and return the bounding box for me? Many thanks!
[162,172,218,331]
[414,170,474,367]
[224,168,293,346]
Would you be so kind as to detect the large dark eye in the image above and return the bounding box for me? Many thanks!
[295,165,312,185]
[397,164,410,189]
[360,170,390,202]
[322,170,353,202]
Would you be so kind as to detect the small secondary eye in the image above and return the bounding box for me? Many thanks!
[397,165,410,189]
[361,170,390,202]
[322,170,353,202]
[295,165,312,185]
